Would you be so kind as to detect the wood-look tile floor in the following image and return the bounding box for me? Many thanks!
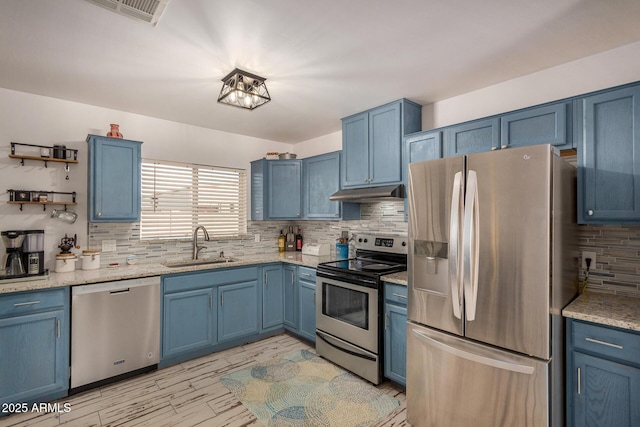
[1,334,407,427]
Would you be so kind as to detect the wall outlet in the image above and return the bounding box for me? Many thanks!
[582,251,596,269]
[255,234,260,242]
[102,239,117,253]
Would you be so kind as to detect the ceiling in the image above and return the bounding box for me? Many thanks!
[2,0,640,144]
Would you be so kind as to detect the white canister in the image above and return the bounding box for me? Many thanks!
[80,250,101,270]
[55,253,77,273]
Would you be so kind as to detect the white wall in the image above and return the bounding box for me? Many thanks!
[294,131,342,159]
[0,88,292,271]
[425,40,640,130]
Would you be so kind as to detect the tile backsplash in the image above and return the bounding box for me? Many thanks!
[88,200,640,297]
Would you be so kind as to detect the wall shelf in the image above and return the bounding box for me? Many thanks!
[6,190,77,211]
[10,142,78,168]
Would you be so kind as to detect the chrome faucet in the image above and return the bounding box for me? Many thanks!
[192,225,210,260]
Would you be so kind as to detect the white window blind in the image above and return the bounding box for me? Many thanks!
[140,159,247,239]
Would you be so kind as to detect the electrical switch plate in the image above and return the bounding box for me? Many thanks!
[102,239,117,253]
[582,251,596,269]
[255,234,260,242]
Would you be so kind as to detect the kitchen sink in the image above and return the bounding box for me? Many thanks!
[162,257,238,268]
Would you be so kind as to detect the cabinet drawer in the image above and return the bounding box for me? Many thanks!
[0,288,68,317]
[571,320,640,366]
[384,283,408,306]
[298,266,316,282]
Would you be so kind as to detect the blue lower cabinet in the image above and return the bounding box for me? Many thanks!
[162,288,216,359]
[218,281,258,342]
[567,319,640,427]
[283,265,298,332]
[383,283,407,386]
[261,265,284,331]
[161,267,259,365]
[0,288,69,410]
[298,278,316,343]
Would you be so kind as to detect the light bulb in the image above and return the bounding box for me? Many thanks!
[228,90,236,102]
[244,95,252,107]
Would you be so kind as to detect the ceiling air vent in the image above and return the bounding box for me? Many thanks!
[84,0,170,26]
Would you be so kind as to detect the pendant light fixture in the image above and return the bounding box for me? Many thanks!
[217,68,271,110]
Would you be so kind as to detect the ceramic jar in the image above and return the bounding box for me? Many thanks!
[55,253,77,273]
[80,250,101,270]
[107,123,123,138]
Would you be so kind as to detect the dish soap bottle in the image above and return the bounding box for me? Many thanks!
[278,230,286,253]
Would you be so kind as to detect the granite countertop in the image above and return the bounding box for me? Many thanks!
[0,252,334,295]
[563,292,640,332]
[381,271,407,286]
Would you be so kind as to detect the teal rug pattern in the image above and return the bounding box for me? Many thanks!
[220,349,399,426]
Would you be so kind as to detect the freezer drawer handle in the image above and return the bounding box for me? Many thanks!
[392,293,407,299]
[411,329,535,375]
[585,337,623,350]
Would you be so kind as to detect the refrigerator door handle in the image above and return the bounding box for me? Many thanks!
[411,328,535,375]
[449,171,464,319]
[463,170,480,321]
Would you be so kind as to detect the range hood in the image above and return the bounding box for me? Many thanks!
[329,184,405,203]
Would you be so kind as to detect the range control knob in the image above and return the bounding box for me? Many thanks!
[401,241,407,247]
[363,238,368,243]
[358,238,363,243]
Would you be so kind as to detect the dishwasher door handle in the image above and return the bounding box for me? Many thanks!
[110,288,130,295]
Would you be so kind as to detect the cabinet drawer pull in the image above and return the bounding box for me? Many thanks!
[301,273,312,277]
[392,293,407,299]
[585,337,623,349]
[14,300,41,307]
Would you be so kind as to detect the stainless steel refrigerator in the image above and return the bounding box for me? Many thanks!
[406,144,577,427]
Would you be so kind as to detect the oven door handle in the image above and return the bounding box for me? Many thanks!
[316,331,376,362]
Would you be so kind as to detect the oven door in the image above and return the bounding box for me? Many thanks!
[315,275,378,353]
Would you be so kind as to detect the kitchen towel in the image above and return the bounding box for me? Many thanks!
[220,349,399,426]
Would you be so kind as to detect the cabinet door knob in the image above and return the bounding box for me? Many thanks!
[491,146,498,151]
[501,145,508,149]
[97,212,102,217]
[587,210,594,216]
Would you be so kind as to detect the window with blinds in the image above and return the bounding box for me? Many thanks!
[140,159,247,239]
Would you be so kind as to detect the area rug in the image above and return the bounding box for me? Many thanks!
[220,349,399,426]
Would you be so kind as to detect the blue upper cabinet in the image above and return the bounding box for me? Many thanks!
[250,159,268,221]
[577,85,640,224]
[251,159,302,220]
[303,151,360,220]
[268,160,302,219]
[342,113,370,188]
[500,102,572,150]
[342,99,422,189]
[87,135,142,222]
[444,118,499,156]
[403,130,442,220]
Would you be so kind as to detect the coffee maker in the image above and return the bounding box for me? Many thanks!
[1,230,26,278]
[22,230,45,276]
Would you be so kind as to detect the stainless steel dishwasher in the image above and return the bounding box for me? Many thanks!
[71,276,160,390]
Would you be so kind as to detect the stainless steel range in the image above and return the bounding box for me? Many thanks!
[315,234,407,384]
